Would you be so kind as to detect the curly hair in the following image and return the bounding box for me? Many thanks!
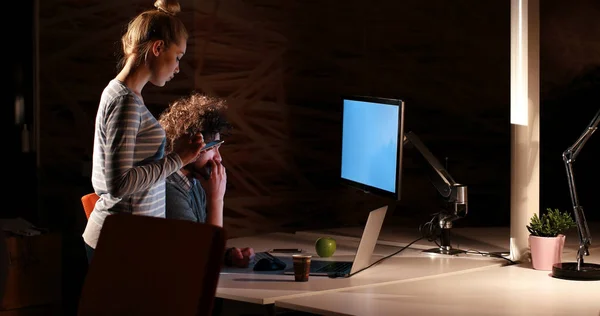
[159,92,232,153]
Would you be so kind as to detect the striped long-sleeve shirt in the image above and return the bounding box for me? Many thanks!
[83,79,183,249]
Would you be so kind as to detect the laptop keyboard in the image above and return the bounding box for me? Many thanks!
[314,261,352,273]
[257,252,353,274]
[253,251,272,261]
[252,252,287,267]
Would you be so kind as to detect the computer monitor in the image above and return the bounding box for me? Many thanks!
[340,95,405,200]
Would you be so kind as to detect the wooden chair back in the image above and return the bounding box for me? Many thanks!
[78,214,226,316]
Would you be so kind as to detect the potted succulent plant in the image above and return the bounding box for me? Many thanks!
[527,208,577,270]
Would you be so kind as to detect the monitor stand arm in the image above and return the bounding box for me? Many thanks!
[404,132,468,255]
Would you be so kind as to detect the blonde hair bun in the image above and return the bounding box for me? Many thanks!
[154,0,181,15]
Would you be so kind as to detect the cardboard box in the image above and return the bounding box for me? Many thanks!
[1,233,61,310]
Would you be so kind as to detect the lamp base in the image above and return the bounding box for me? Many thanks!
[552,262,600,281]
[423,247,466,256]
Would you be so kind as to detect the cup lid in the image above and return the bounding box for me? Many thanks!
[292,254,312,259]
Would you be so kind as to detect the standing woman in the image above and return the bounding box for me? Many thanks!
[83,0,204,263]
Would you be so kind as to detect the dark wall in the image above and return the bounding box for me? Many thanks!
[8,1,600,314]
[540,1,600,220]
[282,0,513,228]
[7,0,38,222]
[29,0,600,236]
[540,70,600,218]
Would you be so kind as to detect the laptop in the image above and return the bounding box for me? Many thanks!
[283,205,387,278]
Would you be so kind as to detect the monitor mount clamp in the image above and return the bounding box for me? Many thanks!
[404,131,468,255]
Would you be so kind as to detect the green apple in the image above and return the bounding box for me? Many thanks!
[315,236,336,257]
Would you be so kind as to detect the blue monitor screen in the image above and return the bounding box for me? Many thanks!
[340,96,405,200]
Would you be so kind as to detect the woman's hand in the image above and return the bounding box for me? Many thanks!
[173,133,205,165]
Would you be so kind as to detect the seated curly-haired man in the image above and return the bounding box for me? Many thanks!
[159,92,254,268]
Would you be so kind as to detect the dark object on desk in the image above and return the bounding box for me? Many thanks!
[253,255,286,271]
[269,248,302,253]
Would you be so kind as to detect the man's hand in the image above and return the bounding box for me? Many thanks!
[229,247,255,268]
[200,159,227,202]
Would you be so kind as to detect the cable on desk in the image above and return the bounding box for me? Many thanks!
[330,236,426,278]
[419,212,442,247]
[465,249,517,265]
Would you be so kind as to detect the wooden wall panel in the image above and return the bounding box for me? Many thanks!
[36,0,600,238]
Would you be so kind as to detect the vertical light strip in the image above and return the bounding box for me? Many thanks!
[510,0,540,262]
[511,0,528,126]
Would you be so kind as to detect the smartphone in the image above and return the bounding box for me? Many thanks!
[201,140,224,151]
[201,164,212,180]
[197,140,223,180]
[268,248,303,253]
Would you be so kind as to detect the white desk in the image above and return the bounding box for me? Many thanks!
[217,231,507,306]
[276,247,600,316]
[217,221,600,315]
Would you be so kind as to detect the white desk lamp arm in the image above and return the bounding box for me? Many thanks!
[562,108,599,268]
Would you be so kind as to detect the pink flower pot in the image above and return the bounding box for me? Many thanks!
[528,234,566,271]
